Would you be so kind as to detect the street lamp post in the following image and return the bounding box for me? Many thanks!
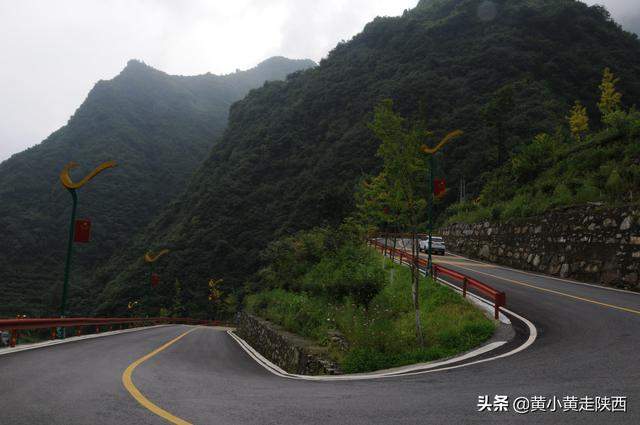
[144,249,170,284]
[59,161,116,324]
[421,130,463,277]
[144,249,170,312]
[61,188,78,319]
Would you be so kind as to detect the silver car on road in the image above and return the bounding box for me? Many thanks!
[419,236,446,255]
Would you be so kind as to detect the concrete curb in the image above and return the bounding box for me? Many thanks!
[228,297,537,381]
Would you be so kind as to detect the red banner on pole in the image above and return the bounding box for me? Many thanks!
[434,179,446,197]
[74,219,92,243]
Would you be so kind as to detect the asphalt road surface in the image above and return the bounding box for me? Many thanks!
[1,254,639,424]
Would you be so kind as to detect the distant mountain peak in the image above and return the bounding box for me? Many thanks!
[119,59,163,77]
[255,56,317,68]
[117,56,316,81]
[123,58,153,70]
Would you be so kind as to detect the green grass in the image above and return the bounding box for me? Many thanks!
[245,252,496,373]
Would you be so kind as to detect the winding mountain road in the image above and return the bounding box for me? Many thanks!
[1,254,639,424]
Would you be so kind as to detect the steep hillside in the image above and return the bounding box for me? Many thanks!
[97,0,640,317]
[444,76,640,225]
[0,57,314,317]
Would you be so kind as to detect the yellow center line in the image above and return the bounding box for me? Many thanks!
[449,264,640,316]
[122,327,200,425]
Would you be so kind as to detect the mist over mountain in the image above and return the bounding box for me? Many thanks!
[626,14,640,35]
[96,0,640,317]
[0,56,315,317]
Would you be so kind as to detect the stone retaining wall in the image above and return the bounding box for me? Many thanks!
[440,204,640,290]
[236,312,341,375]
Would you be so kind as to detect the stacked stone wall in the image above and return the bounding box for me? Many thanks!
[236,313,341,375]
[441,205,640,290]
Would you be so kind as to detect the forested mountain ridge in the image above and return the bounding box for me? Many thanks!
[95,0,640,317]
[0,56,315,317]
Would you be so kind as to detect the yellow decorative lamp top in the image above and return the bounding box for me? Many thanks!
[60,161,117,190]
[421,130,464,155]
[144,249,170,263]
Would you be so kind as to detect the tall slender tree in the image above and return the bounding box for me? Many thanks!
[369,99,428,346]
[598,67,622,117]
[567,101,589,142]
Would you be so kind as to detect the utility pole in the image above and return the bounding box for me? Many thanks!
[144,249,170,285]
[144,249,170,315]
[459,176,466,203]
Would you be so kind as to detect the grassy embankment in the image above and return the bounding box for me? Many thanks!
[444,82,640,225]
[245,227,495,373]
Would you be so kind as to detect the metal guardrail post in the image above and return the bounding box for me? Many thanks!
[495,293,506,320]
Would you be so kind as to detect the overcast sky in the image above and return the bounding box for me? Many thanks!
[0,0,636,161]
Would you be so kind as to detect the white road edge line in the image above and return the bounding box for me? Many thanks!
[0,325,171,356]
[446,252,640,296]
[227,301,537,381]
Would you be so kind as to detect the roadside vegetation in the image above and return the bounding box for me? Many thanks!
[444,68,640,225]
[244,93,492,374]
[245,225,495,373]
[90,0,640,321]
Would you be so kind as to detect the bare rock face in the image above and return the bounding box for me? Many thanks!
[620,216,633,231]
[441,205,640,291]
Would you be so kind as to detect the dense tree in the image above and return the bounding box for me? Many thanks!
[599,67,623,117]
[445,68,640,224]
[97,0,640,317]
[0,57,315,317]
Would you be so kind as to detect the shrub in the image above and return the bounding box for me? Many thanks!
[245,229,496,373]
[575,183,601,203]
[551,184,573,207]
[501,194,531,219]
[303,243,385,308]
[605,169,624,203]
[510,133,559,183]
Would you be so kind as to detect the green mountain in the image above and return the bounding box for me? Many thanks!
[444,76,640,224]
[95,0,639,317]
[0,56,315,317]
